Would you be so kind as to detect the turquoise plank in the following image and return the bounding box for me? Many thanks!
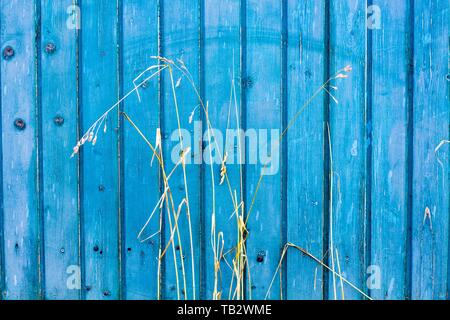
[81,0,120,300]
[411,0,449,300]
[286,0,326,300]
[203,0,242,300]
[0,1,41,299]
[161,0,201,300]
[370,0,410,300]
[41,0,80,299]
[122,0,160,300]
[245,0,283,300]
[329,0,367,299]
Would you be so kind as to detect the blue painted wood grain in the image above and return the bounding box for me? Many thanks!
[0,1,41,299]
[329,0,367,300]
[80,0,120,300]
[0,0,448,300]
[41,0,80,300]
[411,0,449,300]
[245,0,283,300]
[203,0,242,300]
[121,0,160,300]
[161,0,201,300]
[370,0,411,300]
[285,0,327,300]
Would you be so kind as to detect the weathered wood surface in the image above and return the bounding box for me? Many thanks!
[0,0,448,300]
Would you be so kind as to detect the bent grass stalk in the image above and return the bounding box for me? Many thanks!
[265,243,372,300]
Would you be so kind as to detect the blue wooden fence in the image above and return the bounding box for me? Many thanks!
[0,0,448,300]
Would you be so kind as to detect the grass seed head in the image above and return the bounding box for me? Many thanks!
[336,73,349,79]
[344,65,353,72]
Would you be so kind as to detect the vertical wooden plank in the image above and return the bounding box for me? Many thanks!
[81,0,120,300]
[329,0,367,299]
[162,0,201,300]
[203,0,241,299]
[122,0,160,300]
[370,0,411,300]
[412,0,449,300]
[41,0,79,299]
[0,1,40,299]
[245,0,283,300]
[0,4,5,300]
[285,0,326,300]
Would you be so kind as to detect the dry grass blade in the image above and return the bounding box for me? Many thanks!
[160,199,187,259]
[122,111,188,300]
[245,66,353,224]
[71,65,167,157]
[327,123,337,300]
[72,52,355,301]
[265,243,372,300]
[137,187,167,242]
[335,248,345,300]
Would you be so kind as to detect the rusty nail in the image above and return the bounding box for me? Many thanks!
[103,290,111,297]
[45,42,56,54]
[98,185,105,192]
[93,245,99,252]
[14,118,26,130]
[3,46,15,60]
[54,115,64,126]
[256,252,265,263]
